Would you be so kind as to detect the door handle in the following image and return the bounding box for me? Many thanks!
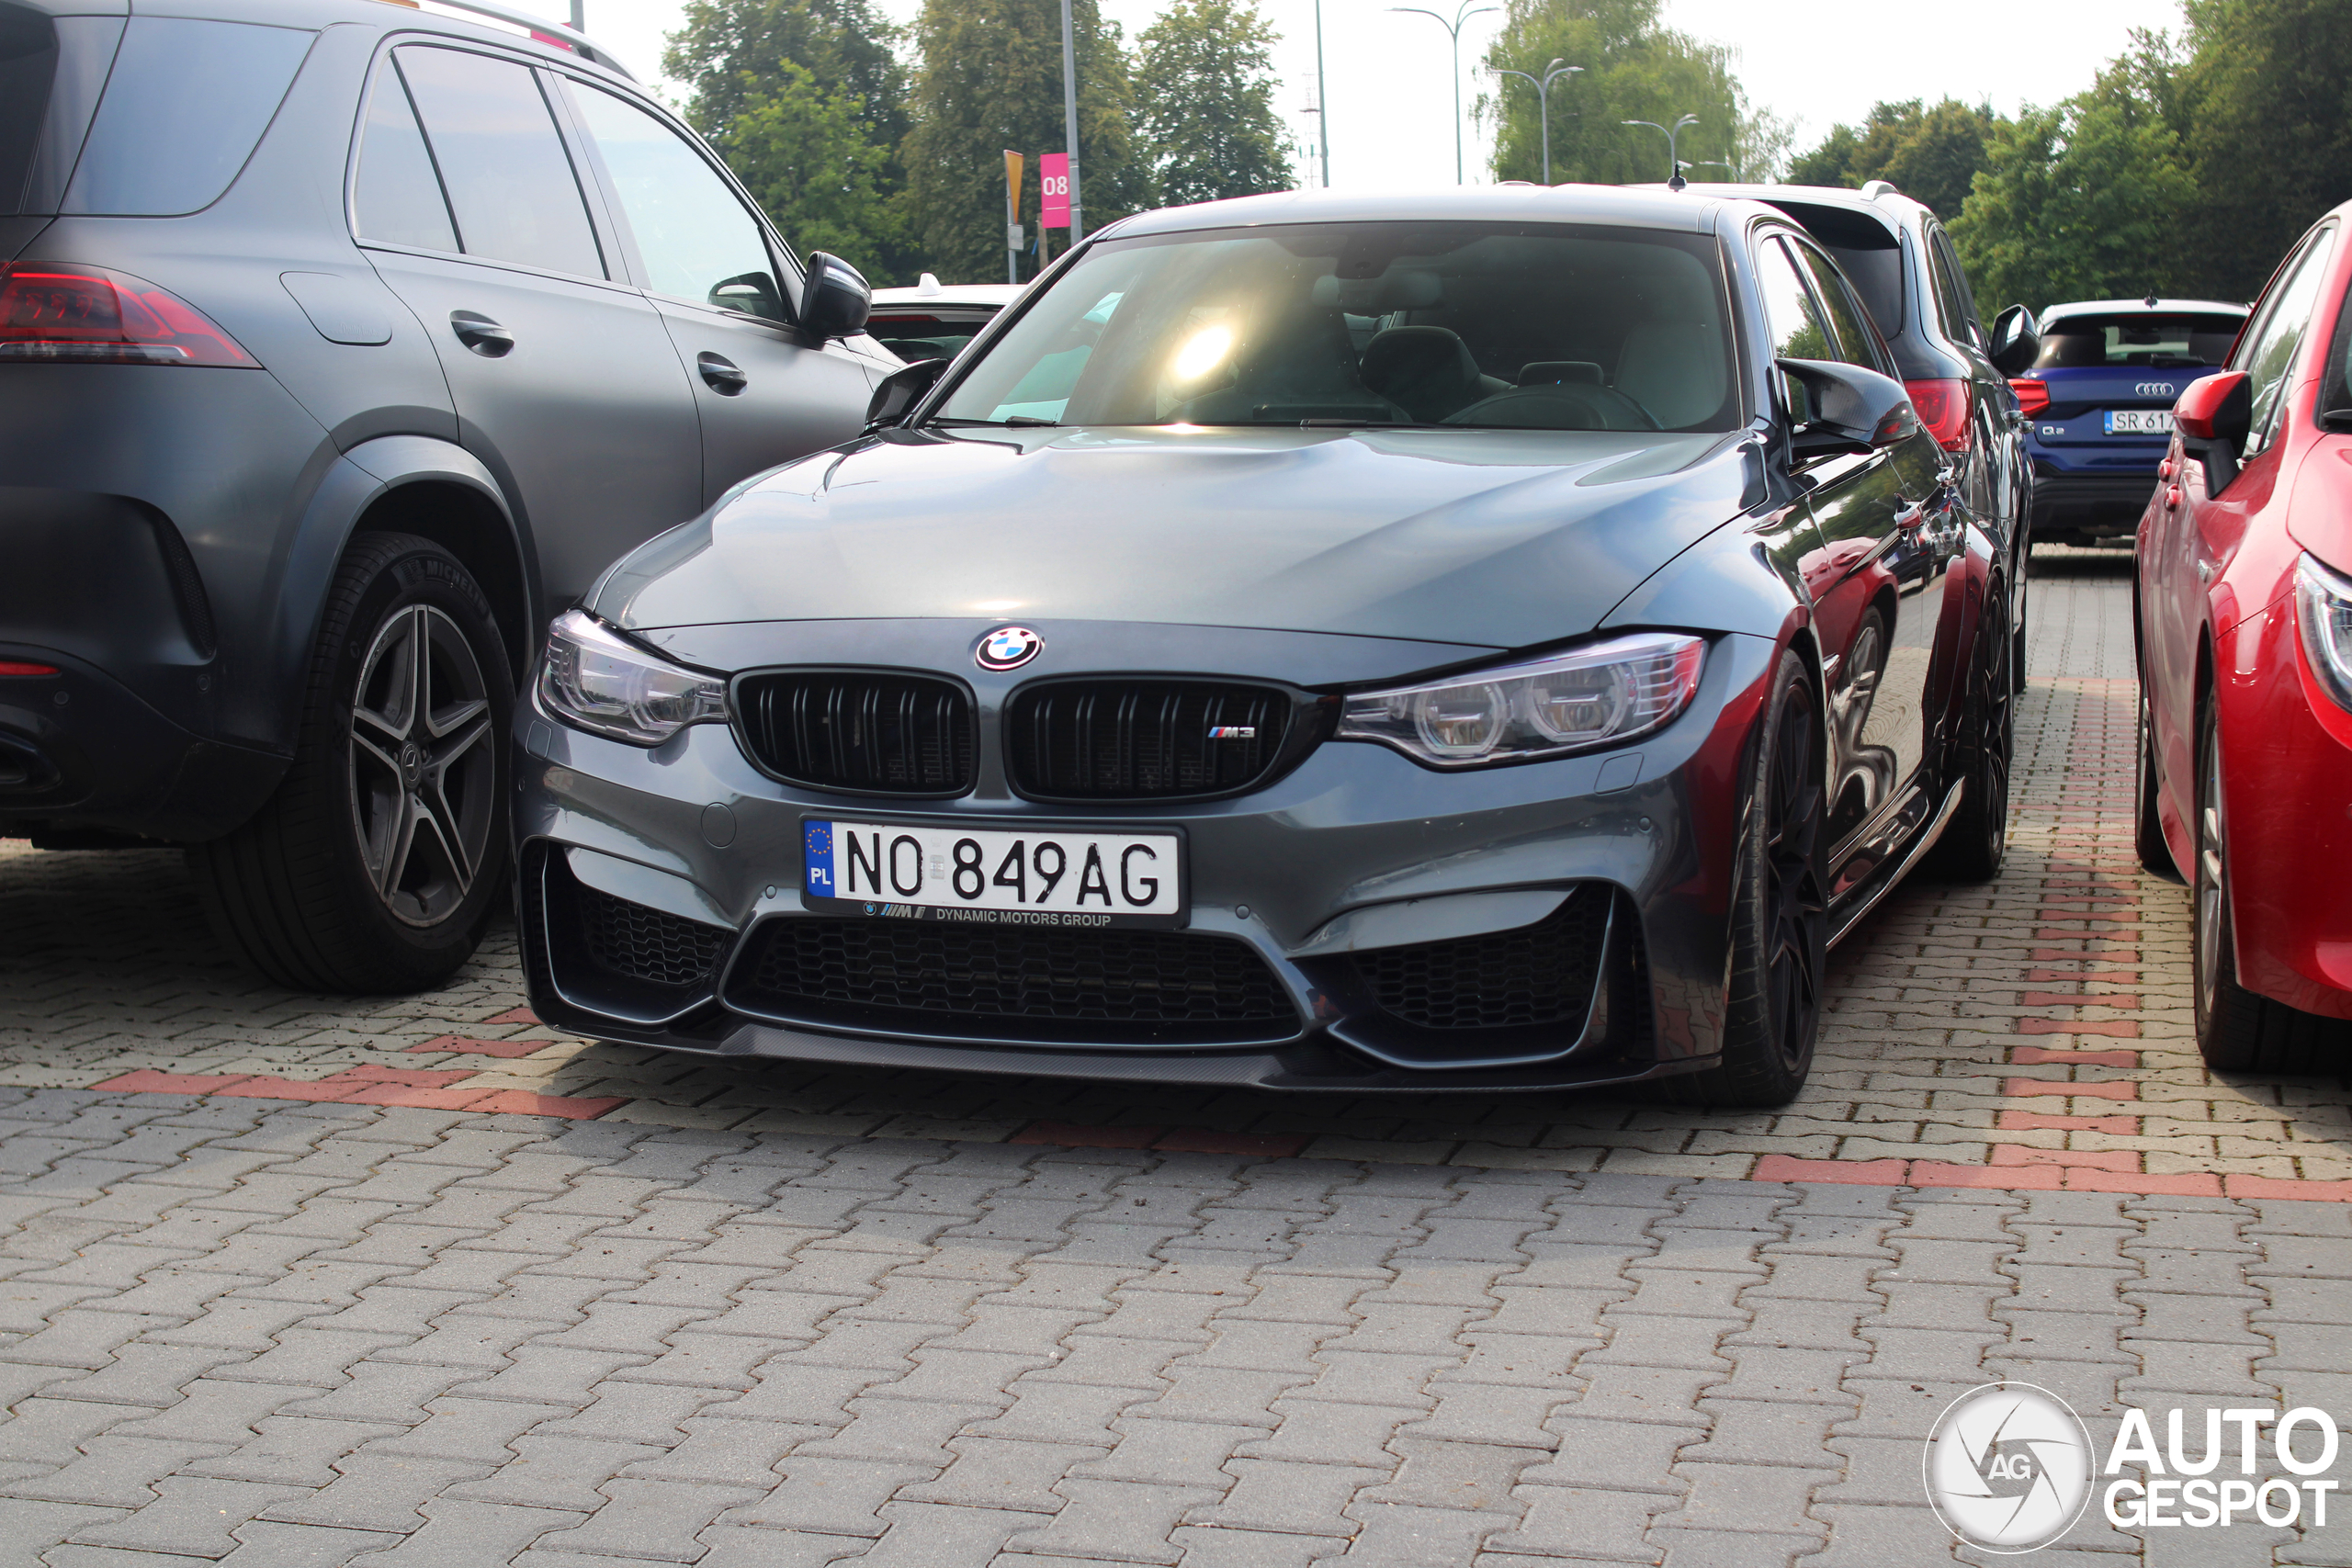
[698,352,747,395]
[449,311,513,357]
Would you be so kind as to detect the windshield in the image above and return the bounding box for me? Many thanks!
[933,220,1740,433]
[2033,311,2245,370]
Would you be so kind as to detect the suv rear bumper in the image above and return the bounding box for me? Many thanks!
[2030,468,2161,537]
[0,649,285,842]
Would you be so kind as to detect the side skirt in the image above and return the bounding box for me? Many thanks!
[1826,777,1966,950]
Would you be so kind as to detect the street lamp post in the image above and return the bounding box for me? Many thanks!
[1389,0,1500,185]
[1487,58,1580,186]
[1058,0,1083,238]
[1687,158,1738,183]
[1314,0,1329,188]
[1622,113,1698,189]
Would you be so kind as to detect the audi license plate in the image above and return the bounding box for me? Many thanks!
[2105,409,2174,434]
[801,818,1185,927]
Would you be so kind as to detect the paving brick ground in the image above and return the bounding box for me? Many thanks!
[1,544,2346,1565]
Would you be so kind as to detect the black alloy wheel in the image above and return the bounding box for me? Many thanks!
[348,604,497,927]
[1669,647,1826,1107]
[1927,576,2013,882]
[2189,693,2349,1071]
[190,533,513,993]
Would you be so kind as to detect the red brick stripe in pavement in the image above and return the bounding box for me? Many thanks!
[90,1069,624,1120]
[408,1035,564,1059]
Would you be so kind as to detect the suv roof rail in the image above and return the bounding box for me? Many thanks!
[397,0,635,78]
[1858,179,1898,201]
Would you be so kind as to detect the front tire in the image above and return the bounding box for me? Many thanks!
[1925,575,2012,883]
[2190,693,2348,1071]
[1669,648,1826,1108]
[2134,684,2179,881]
[190,533,512,993]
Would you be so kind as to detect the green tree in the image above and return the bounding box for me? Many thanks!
[1950,91,2197,310]
[2177,0,2352,299]
[1134,0,1292,207]
[708,62,905,282]
[1785,98,2001,220]
[664,0,912,278]
[1478,0,1764,186]
[902,0,1148,281]
[664,0,908,151]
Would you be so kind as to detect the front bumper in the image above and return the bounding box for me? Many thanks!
[513,623,1779,1091]
[2215,601,2352,1021]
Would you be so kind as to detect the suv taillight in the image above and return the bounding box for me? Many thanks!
[1905,378,1971,451]
[0,264,257,367]
[2009,378,2050,418]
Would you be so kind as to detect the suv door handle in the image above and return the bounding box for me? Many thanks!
[697,353,747,394]
[449,311,513,356]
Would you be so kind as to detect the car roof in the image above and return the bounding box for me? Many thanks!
[870,282,1029,310]
[1651,182,1917,236]
[2040,299,2249,322]
[40,0,643,84]
[1100,184,1747,240]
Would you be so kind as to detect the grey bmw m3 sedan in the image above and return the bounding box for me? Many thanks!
[514,186,2014,1108]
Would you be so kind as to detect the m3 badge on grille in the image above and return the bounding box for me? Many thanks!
[976,626,1043,671]
[1207,726,1256,739]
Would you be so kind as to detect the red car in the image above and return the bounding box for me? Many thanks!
[2137,200,2352,1067]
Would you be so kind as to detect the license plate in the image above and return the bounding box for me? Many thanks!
[801,818,1185,927]
[2105,409,2174,434]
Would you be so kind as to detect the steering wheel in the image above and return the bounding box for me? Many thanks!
[1442,382,1663,431]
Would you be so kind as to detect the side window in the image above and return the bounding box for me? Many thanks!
[392,45,604,279]
[2236,226,2337,454]
[1787,237,1885,372]
[567,84,786,321]
[352,64,457,253]
[1929,230,1982,344]
[1757,236,1833,363]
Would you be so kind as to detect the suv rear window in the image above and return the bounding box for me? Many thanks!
[2033,312,2245,369]
[0,3,120,219]
[62,17,312,217]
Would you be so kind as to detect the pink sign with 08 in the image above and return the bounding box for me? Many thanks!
[1040,153,1070,228]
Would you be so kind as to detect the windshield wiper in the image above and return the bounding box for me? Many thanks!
[1296,418,1447,430]
[928,415,1060,428]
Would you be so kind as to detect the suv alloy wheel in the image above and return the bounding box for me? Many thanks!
[189,534,512,992]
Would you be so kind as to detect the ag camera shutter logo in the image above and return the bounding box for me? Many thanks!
[1924,1382,2095,1551]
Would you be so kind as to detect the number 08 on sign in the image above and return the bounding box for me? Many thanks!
[1040,153,1070,229]
[802,818,1185,926]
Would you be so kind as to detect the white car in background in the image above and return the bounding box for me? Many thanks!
[866,275,1028,364]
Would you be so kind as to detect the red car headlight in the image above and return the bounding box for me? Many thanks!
[2293,552,2352,713]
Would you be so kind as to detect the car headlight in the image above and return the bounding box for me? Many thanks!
[537,608,729,746]
[1336,632,1707,768]
[2295,552,2352,713]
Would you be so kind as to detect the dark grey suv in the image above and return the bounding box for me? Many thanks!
[0,0,889,990]
[1679,181,2041,684]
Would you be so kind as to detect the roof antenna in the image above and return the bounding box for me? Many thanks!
[2143,293,2159,308]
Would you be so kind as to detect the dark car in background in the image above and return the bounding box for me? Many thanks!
[512,186,2016,1109]
[2016,297,2249,547]
[866,276,1025,363]
[1682,180,2040,682]
[0,0,888,992]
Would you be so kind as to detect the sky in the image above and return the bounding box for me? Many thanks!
[502,0,2188,195]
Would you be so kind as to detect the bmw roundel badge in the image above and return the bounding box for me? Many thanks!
[976,626,1044,671]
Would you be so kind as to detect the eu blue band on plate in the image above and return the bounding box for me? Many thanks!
[804,820,835,896]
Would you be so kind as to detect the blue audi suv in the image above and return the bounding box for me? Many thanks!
[2014,298,2247,547]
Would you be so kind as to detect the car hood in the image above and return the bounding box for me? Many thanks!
[594,424,1751,649]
